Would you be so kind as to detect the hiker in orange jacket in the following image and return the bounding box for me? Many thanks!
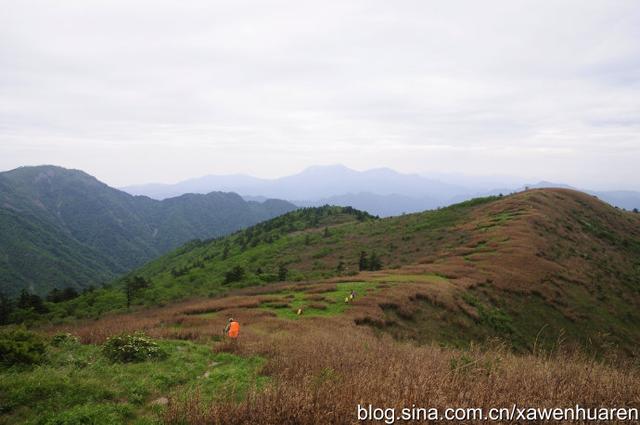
[224,317,240,339]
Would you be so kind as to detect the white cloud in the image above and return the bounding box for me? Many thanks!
[0,0,639,188]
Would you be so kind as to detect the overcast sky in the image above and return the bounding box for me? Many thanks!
[1,1,639,189]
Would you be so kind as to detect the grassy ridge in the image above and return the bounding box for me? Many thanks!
[22,189,640,356]
[368,189,640,355]
[3,188,640,423]
[37,198,497,322]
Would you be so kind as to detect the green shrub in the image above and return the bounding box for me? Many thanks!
[223,265,245,284]
[102,332,166,363]
[478,306,514,335]
[50,332,79,347]
[0,327,47,367]
[259,273,278,283]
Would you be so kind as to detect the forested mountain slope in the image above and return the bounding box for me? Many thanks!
[0,166,296,296]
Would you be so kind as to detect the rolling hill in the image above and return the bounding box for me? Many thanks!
[0,166,296,296]
[47,188,640,356]
[4,187,640,424]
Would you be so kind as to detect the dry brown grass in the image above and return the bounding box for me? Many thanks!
[42,189,640,423]
[163,318,640,424]
[45,267,640,424]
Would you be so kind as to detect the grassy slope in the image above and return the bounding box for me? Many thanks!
[48,189,640,355]
[43,199,486,319]
[359,189,640,355]
[0,338,266,425]
[4,188,640,424]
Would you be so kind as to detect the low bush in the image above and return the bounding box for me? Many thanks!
[0,327,47,367]
[50,332,79,347]
[102,332,166,363]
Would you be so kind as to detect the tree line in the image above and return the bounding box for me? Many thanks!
[0,275,154,325]
[0,286,83,325]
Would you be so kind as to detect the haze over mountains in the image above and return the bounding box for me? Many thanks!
[122,165,640,216]
[0,166,296,296]
[123,165,468,202]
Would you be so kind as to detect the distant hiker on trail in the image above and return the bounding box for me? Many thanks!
[224,317,240,339]
[344,296,350,304]
[350,290,356,301]
[296,307,303,316]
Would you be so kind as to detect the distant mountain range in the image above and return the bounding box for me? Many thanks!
[0,166,296,296]
[4,164,637,295]
[122,165,640,216]
[295,193,441,217]
[122,165,470,201]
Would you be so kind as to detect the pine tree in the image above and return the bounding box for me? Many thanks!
[223,266,245,284]
[17,289,47,313]
[0,291,12,325]
[359,251,368,271]
[46,288,62,303]
[125,276,151,308]
[17,289,30,310]
[278,264,288,281]
[368,252,382,271]
[61,287,79,301]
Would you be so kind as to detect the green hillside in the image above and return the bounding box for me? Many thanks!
[126,200,476,295]
[3,188,640,424]
[0,166,296,296]
[33,189,640,357]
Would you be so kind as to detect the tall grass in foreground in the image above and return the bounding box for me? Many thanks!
[48,285,640,424]
[163,325,640,425]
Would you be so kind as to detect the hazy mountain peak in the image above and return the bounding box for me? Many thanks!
[119,165,640,214]
[4,165,98,182]
[297,164,355,175]
[526,181,574,190]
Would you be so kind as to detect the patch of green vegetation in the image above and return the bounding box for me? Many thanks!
[371,273,449,284]
[311,247,332,259]
[0,338,266,425]
[456,282,640,356]
[190,311,219,319]
[14,196,502,324]
[0,327,47,367]
[476,209,523,231]
[0,165,298,299]
[463,251,499,262]
[377,296,477,350]
[178,352,268,404]
[409,197,499,233]
[374,289,526,352]
[260,282,377,319]
[479,305,514,335]
[102,333,166,363]
[462,293,515,335]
